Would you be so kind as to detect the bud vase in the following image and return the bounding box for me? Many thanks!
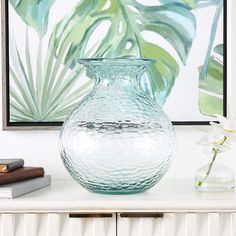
[60,58,176,194]
[195,156,235,191]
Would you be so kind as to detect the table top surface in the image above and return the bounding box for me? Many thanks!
[1,179,236,212]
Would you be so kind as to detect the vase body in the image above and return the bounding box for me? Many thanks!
[60,58,176,194]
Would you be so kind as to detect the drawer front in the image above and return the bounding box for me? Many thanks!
[117,213,236,236]
[1,212,236,236]
[0,213,116,236]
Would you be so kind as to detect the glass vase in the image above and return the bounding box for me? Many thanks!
[60,58,176,194]
[195,157,235,191]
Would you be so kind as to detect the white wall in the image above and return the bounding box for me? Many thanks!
[0,2,235,180]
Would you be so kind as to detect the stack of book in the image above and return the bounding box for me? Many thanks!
[0,159,51,199]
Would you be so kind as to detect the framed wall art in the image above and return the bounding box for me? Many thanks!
[2,0,227,130]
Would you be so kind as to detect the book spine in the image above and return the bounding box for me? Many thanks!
[11,176,51,198]
[5,159,24,172]
[0,167,44,185]
[0,165,8,172]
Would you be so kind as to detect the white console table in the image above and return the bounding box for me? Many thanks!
[0,179,236,236]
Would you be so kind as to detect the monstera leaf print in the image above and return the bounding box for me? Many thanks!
[199,44,223,116]
[9,0,55,37]
[49,0,196,106]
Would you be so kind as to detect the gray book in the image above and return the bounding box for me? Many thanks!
[0,158,24,172]
[0,175,51,199]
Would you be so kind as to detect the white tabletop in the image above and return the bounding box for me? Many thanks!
[1,179,236,213]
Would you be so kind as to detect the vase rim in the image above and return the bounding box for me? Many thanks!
[78,57,155,66]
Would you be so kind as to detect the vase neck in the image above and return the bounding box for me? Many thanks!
[91,65,145,81]
[79,58,155,89]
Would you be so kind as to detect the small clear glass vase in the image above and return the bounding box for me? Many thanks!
[195,158,235,191]
[60,58,176,194]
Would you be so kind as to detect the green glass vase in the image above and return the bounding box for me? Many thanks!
[60,58,176,194]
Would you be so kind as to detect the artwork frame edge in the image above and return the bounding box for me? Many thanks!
[1,0,62,130]
[2,0,8,131]
[1,0,227,130]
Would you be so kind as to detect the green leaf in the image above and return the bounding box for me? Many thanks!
[200,0,223,80]
[10,0,55,36]
[49,0,196,106]
[9,36,39,118]
[159,0,220,9]
[199,44,224,116]
[9,29,92,122]
[214,44,223,56]
[160,0,197,8]
[140,42,179,104]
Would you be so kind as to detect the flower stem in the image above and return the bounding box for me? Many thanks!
[197,136,227,187]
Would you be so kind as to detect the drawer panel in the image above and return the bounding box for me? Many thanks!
[117,213,236,236]
[1,212,236,236]
[0,213,116,236]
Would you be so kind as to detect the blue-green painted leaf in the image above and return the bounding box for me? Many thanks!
[214,44,223,56]
[10,0,55,36]
[49,0,196,106]
[137,3,196,64]
[199,44,223,116]
[140,42,179,104]
[159,0,220,9]
[200,0,223,79]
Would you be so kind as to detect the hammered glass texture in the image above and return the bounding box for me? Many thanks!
[60,59,176,194]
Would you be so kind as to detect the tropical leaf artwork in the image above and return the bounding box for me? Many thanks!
[199,44,224,116]
[49,0,198,106]
[8,0,225,125]
[9,0,92,121]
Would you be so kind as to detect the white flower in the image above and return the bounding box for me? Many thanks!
[197,132,230,156]
[210,115,236,142]
[197,114,236,157]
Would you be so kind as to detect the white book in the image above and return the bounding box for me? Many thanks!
[0,175,51,199]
